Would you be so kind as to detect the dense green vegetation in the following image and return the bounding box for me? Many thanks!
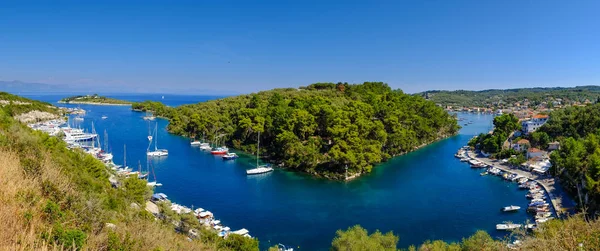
[133,82,460,179]
[468,114,520,155]
[332,215,600,250]
[420,86,600,108]
[0,91,59,116]
[59,94,132,105]
[535,104,600,214]
[0,96,257,250]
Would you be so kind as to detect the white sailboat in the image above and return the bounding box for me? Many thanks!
[146,159,162,187]
[116,144,132,174]
[246,131,273,175]
[147,123,168,157]
[143,111,156,120]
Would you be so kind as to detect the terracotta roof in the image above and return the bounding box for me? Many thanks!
[533,114,549,119]
[517,139,530,145]
[528,147,542,153]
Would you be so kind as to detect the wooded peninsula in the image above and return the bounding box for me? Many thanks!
[59,94,132,105]
[132,82,460,179]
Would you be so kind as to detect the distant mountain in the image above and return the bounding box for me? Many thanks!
[0,80,71,93]
[0,80,239,96]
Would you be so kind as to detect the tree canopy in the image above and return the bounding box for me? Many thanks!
[132,82,459,179]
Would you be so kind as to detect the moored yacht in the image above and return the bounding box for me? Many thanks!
[62,127,98,142]
[496,223,522,231]
[222,152,238,160]
[143,111,156,120]
[200,142,212,150]
[246,131,273,175]
[210,147,229,155]
[147,123,168,157]
[502,205,521,212]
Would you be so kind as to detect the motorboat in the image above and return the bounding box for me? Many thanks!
[62,127,98,142]
[496,223,522,231]
[199,143,212,150]
[222,153,239,160]
[190,140,202,146]
[502,205,521,212]
[210,147,228,155]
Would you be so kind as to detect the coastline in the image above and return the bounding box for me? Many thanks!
[58,100,131,106]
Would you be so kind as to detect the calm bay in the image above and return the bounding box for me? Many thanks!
[28,94,533,250]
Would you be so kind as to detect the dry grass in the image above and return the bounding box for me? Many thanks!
[0,146,215,251]
[515,215,600,250]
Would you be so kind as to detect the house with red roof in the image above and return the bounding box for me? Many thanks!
[521,114,549,134]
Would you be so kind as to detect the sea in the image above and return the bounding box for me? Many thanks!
[24,93,534,250]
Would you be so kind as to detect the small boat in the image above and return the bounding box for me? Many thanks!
[143,111,156,120]
[246,131,274,175]
[190,140,202,146]
[496,223,522,231]
[536,217,554,224]
[147,123,168,157]
[74,116,84,121]
[277,244,294,251]
[247,165,274,175]
[222,153,239,160]
[480,171,488,176]
[210,147,228,155]
[147,181,163,187]
[200,142,212,150]
[502,205,521,212]
[101,115,108,120]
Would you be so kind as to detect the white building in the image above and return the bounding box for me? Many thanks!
[522,114,549,134]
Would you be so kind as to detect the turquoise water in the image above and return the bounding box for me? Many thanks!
[28,94,533,250]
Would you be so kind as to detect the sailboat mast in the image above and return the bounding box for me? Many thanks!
[155,123,158,151]
[257,131,260,167]
[124,144,127,168]
[104,130,108,152]
[91,121,96,148]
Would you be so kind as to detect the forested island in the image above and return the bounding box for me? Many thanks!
[132,82,460,179]
[420,86,600,109]
[59,94,132,105]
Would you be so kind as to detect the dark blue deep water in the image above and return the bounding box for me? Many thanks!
[26,94,533,250]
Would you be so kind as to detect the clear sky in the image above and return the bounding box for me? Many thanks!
[1,0,599,94]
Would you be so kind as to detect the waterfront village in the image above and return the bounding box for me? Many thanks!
[454,107,573,235]
[22,107,255,244]
[441,96,594,118]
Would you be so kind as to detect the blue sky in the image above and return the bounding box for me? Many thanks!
[1,0,599,94]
